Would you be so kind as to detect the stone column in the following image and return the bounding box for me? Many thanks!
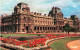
[24,24,26,33]
[51,27,52,33]
[20,24,22,32]
[61,26,63,31]
[42,26,43,32]
[36,26,37,31]
[43,26,44,32]
[39,26,40,32]
[47,26,49,31]
[28,24,34,33]
[44,26,45,33]
[16,24,18,32]
[53,27,54,32]
[79,27,80,31]
[3,26,5,32]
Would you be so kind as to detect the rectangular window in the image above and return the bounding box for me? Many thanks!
[43,27,44,30]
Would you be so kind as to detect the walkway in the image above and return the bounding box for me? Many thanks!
[0,47,10,50]
[67,40,80,50]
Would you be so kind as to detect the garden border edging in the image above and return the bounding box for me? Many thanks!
[0,37,67,50]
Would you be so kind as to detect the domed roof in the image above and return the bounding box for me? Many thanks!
[17,2,28,5]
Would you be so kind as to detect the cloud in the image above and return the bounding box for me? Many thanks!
[72,0,80,2]
[0,11,13,15]
[16,0,80,15]
[71,11,80,19]
[14,0,55,14]
[0,0,80,17]
[0,0,17,15]
[77,14,80,20]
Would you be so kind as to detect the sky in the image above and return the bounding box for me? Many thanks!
[0,0,80,19]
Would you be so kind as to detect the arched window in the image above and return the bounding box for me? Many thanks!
[37,27,39,30]
[34,26,36,30]
[45,27,47,30]
[43,27,44,30]
[50,27,51,30]
[54,27,55,30]
[40,27,42,30]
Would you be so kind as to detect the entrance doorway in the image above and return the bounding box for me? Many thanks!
[26,26,28,32]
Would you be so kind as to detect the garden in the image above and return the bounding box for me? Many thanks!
[50,36,80,50]
[0,33,80,50]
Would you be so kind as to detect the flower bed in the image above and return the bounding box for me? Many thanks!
[0,34,80,49]
[1,37,47,48]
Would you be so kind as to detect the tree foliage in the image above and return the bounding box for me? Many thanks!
[63,23,71,32]
[70,15,76,25]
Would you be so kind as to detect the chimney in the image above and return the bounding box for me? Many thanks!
[40,13,41,15]
[37,13,39,15]
[34,12,36,15]
[44,14,46,16]
[1,15,3,17]
[31,12,34,14]
[12,12,14,15]
[31,12,33,13]
[64,17,67,19]
[48,14,51,16]
[52,7,55,9]
[5,14,8,17]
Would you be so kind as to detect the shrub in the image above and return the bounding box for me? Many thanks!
[17,36,46,41]
[17,37,29,41]
[7,36,20,39]
[7,36,11,38]
[0,35,3,37]
[37,34,41,36]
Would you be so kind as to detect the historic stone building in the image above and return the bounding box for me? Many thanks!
[49,7,64,32]
[1,3,54,33]
[1,3,80,33]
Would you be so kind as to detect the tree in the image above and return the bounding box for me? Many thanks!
[63,23,71,34]
[70,15,78,33]
[70,15,77,25]
[71,26,77,34]
[70,15,75,20]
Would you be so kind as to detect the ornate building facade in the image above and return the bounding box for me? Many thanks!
[1,3,80,33]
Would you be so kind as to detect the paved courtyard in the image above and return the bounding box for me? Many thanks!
[67,40,80,50]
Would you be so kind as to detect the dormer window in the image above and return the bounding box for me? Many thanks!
[24,17,26,22]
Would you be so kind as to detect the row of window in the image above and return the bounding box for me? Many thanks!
[34,20,53,24]
[2,19,12,23]
[34,27,56,30]
[33,17,52,21]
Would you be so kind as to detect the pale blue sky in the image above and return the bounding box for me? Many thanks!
[0,0,80,18]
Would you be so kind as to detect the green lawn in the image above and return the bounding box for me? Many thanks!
[1,34,46,38]
[0,47,5,50]
[50,37,80,50]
